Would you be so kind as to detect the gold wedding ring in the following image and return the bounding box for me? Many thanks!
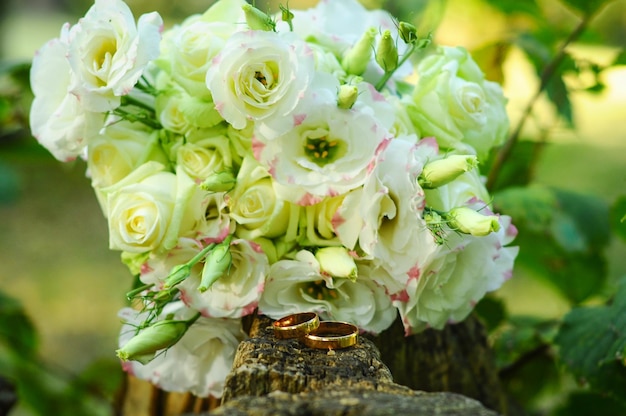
[303,321,359,350]
[272,312,320,339]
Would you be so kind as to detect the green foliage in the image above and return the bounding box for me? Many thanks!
[560,0,617,16]
[554,391,626,416]
[610,196,626,242]
[555,278,626,405]
[0,292,121,416]
[495,185,610,304]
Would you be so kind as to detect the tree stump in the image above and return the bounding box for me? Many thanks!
[207,314,501,415]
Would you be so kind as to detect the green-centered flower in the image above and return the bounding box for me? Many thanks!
[418,155,478,189]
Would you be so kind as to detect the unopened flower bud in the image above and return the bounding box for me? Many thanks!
[446,207,500,237]
[200,170,236,193]
[376,30,398,72]
[342,27,377,76]
[163,264,191,289]
[418,155,478,189]
[279,4,294,28]
[315,246,358,281]
[337,85,359,109]
[116,317,196,363]
[199,238,232,292]
[242,4,275,31]
[398,22,418,44]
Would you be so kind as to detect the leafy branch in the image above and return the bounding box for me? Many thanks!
[486,14,592,191]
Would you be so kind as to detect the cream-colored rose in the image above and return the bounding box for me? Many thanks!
[407,46,509,160]
[104,162,207,253]
[88,120,167,189]
[227,156,294,240]
[67,0,163,112]
[156,0,246,98]
[174,135,232,184]
[206,30,315,130]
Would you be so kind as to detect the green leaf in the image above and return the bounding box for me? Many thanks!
[544,62,574,127]
[484,140,538,192]
[555,278,626,404]
[493,184,558,232]
[612,49,626,66]
[0,291,38,358]
[559,0,616,16]
[474,296,506,332]
[496,186,609,303]
[483,0,542,16]
[610,196,626,242]
[555,391,626,416]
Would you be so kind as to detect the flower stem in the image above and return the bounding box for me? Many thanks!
[485,15,591,191]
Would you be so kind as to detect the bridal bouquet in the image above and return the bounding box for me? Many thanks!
[30,0,518,398]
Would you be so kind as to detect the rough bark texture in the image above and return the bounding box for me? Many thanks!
[369,314,508,414]
[121,314,509,415]
[207,314,499,416]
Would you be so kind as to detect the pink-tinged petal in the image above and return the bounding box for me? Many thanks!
[366,83,387,102]
[251,136,265,161]
[407,265,421,282]
[241,302,258,317]
[390,289,410,303]
[297,193,323,206]
[179,289,191,307]
[331,211,346,229]
[121,361,135,375]
[140,262,153,275]
[293,113,306,126]
[507,223,519,238]
[417,136,439,152]
[503,269,513,280]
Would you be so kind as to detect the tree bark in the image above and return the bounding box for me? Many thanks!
[207,314,500,416]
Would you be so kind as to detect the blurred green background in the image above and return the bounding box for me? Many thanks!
[1,0,625,415]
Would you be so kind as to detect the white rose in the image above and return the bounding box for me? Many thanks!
[226,156,294,240]
[258,250,397,334]
[87,120,167,189]
[68,0,163,112]
[178,239,269,318]
[103,162,207,253]
[356,138,439,279]
[29,24,101,161]
[407,46,509,160]
[174,135,232,184]
[395,215,519,334]
[157,0,246,98]
[205,30,315,130]
[118,302,246,398]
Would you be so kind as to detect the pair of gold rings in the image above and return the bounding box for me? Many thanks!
[272,312,358,350]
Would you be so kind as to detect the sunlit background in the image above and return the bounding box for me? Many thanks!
[1,0,625,414]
